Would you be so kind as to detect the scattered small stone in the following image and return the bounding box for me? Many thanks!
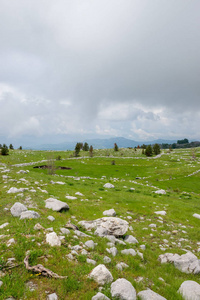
[116,262,129,271]
[103,256,111,264]
[87,258,96,265]
[85,240,95,249]
[47,216,55,222]
[103,183,115,189]
[193,213,200,220]
[47,293,58,300]
[60,228,70,235]
[0,222,9,229]
[121,249,136,256]
[103,209,116,217]
[155,211,166,216]
[65,196,77,200]
[106,247,118,257]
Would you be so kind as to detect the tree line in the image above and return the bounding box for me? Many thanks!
[0,144,22,155]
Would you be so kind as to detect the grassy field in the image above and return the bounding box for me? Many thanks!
[0,147,200,299]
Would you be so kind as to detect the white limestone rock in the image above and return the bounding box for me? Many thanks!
[124,235,138,244]
[92,292,110,300]
[116,262,129,271]
[10,202,28,217]
[103,209,116,217]
[158,252,200,274]
[45,198,69,212]
[103,183,115,189]
[46,232,61,247]
[79,217,129,237]
[106,247,118,257]
[137,289,167,300]
[60,228,70,235]
[89,264,113,285]
[87,258,96,265]
[20,211,40,219]
[121,249,136,256]
[193,213,200,220]
[111,278,136,300]
[47,293,58,300]
[178,280,200,300]
[0,222,9,229]
[65,196,77,200]
[7,187,27,194]
[155,211,166,216]
[103,256,111,264]
[47,216,55,222]
[154,189,166,195]
[85,240,95,249]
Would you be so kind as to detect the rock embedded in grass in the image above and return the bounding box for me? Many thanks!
[124,235,138,244]
[20,210,40,219]
[137,289,167,300]
[111,278,136,300]
[79,217,129,237]
[46,232,61,247]
[155,211,167,216]
[10,202,28,217]
[121,249,136,256]
[178,280,200,300]
[47,293,58,300]
[103,183,115,189]
[116,262,129,271]
[85,240,95,249]
[154,189,166,195]
[89,264,113,285]
[45,198,69,212]
[193,213,200,220]
[159,251,200,274]
[91,292,110,300]
[103,209,116,217]
[65,195,77,200]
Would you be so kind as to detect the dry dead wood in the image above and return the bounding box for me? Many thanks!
[24,255,67,279]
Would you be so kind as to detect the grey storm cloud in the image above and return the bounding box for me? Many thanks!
[0,0,200,142]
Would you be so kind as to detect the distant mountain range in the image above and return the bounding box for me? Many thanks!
[26,137,177,151]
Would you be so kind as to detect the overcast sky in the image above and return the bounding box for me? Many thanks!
[0,0,200,146]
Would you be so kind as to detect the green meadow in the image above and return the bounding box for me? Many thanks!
[0,147,200,299]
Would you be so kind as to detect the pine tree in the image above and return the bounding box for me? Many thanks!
[9,144,14,150]
[145,145,153,156]
[83,142,89,151]
[1,144,9,155]
[114,143,119,151]
[153,143,161,155]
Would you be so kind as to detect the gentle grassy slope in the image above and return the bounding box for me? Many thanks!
[0,148,200,299]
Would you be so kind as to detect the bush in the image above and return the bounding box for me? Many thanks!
[1,144,9,155]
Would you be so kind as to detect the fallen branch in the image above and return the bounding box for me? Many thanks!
[24,255,67,279]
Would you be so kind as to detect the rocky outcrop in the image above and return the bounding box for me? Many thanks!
[79,217,129,237]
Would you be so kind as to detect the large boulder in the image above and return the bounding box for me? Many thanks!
[178,280,200,300]
[158,252,200,274]
[111,278,136,300]
[20,211,40,219]
[137,289,167,300]
[10,202,27,217]
[88,264,113,285]
[79,217,129,237]
[45,198,69,212]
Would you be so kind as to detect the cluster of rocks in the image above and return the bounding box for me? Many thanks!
[10,202,40,219]
[158,251,200,274]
